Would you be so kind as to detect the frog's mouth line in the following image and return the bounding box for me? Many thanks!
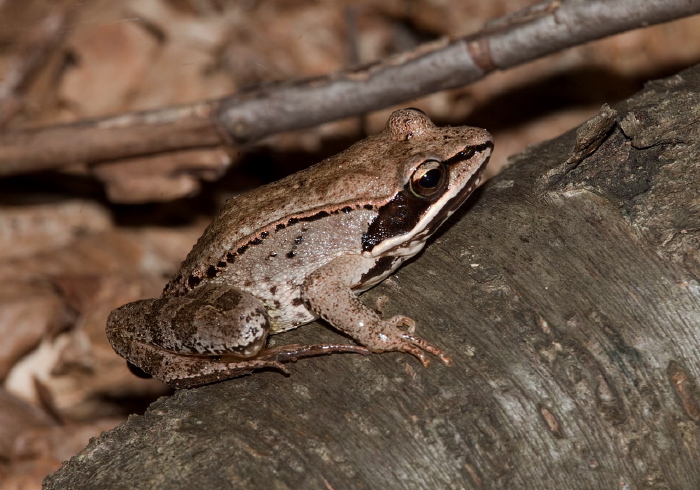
[361,142,492,255]
[420,143,492,237]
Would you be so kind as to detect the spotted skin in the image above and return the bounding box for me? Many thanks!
[106,108,492,387]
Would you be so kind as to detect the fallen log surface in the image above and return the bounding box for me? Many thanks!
[45,64,700,490]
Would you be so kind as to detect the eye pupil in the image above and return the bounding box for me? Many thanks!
[419,168,441,189]
[410,160,446,198]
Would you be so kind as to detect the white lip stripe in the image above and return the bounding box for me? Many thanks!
[363,148,490,258]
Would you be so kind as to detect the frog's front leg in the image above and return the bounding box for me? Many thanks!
[302,255,453,367]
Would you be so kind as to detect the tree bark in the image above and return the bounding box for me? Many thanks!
[44,65,700,489]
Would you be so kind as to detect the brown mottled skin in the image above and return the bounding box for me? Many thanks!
[107,109,492,388]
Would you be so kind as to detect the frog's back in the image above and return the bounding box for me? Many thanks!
[162,108,480,298]
[163,135,398,297]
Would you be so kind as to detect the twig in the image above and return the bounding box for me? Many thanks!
[0,0,697,177]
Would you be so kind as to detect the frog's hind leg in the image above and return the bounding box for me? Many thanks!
[106,284,277,387]
[124,341,370,389]
[121,339,374,389]
[106,283,371,388]
[120,340,290,388]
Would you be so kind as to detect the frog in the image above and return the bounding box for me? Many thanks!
[107,108,493,388]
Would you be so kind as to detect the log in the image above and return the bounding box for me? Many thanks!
[44,64,700,489]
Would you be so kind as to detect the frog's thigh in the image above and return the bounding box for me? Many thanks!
[107,283,270,359]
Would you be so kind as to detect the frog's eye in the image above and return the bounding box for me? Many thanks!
[410,160,447,198]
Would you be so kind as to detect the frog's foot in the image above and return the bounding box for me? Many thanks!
[372,315,453,368]
[258,343,372,362]
[372,300,416,336]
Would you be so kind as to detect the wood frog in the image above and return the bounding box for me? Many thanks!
[107,108,492,388]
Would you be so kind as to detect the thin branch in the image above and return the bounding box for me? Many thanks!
[0,0,698,177]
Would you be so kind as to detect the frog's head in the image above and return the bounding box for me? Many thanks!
[361,108,492,257]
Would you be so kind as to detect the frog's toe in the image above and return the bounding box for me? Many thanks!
[400,343,432,367]
[401,333,453,367]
